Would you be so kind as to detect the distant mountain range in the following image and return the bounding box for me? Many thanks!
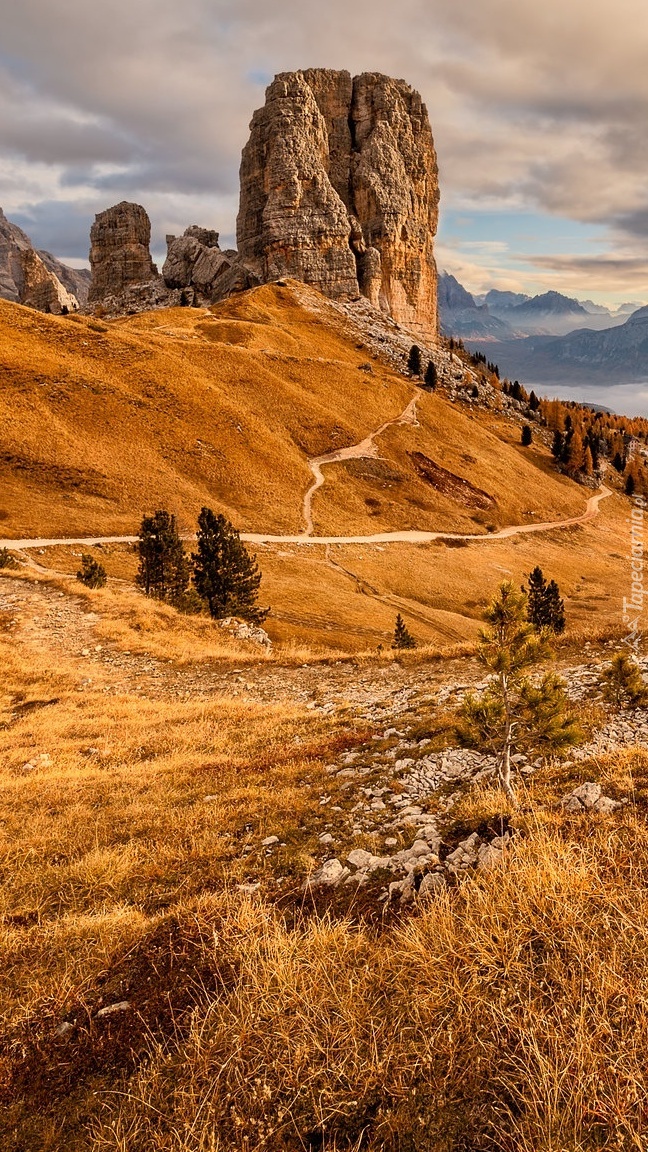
[439,273,642,340]
[469,305,648,386]
[439,272,648,388]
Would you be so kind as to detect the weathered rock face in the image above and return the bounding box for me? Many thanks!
[237,72,360,301]
[163,225,259,303]
[0,208,80,314]
[19,247,80,314]
[88,202,158,304]
[237,70,439,334]
[38,250,90,305]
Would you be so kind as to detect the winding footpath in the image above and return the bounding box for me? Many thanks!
[0,396,613,551]
[302,396,418,534]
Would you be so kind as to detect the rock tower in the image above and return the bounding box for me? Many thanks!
[237,70,440,334]
[88,202,157,304]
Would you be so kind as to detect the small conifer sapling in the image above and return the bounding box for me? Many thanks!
[392,613,416,650]
[459,582,579,803]
[600,652,648,708]
[77,554,107,589]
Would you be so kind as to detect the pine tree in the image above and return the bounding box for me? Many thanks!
[192,507,268,624]
[525,567,565,633]
[76,554,107,589]
[613,451,626,473]
[459,582,579,803]
[392,613,416,649]
[544,580,566,634]
[551,429,564,459]
[601,652,648,708]
[625,471,636,496]
[408,345,423,376]
[521,425,532,446]
[136,511,190,605]
[424,360,437,389]
[529,390,540,411]
[583,445,594,476]
[526,566,548,628]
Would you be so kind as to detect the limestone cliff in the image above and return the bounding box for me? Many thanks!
[237,72,360,301]
[0,208,81,314]
[237,69,439,334]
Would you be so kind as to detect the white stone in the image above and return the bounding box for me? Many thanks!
[593,795,622,814]
[418,872,446,899]
[306,858,349,887]
[571,782,602,809]
[96,1001,131,1018]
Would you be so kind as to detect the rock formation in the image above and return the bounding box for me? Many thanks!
[38,250,90,305]
[84,71,439,327]
[237,70,440,334]
[0,208,82,314]
[163,226,258,304]
[88,202,158,305]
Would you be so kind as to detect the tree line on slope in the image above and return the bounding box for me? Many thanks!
[77,508,268,624]
[444,337,648,493]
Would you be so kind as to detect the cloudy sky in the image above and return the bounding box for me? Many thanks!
[2,0,647,305]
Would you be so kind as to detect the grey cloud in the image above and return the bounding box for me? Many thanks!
[12,198,99,260]
[0,0,647,294]
[614,209,648,239]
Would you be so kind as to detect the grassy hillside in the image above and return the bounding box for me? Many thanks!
[1,279,631,648]
[1,282,585,541]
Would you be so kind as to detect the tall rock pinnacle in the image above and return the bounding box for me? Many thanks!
[237,69,440,334]
[88,202,157,304]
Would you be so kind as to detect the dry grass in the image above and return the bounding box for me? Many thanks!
[0,280,630,651]
[90,812,648,1152]
[10,484,632,656]
[0,281,641,1148]
[3,604,648,1149]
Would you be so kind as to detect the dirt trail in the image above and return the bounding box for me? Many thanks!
[0,485,613,550]
[302,395,418,534]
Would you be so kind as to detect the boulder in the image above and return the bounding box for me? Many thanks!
[304,858,350,888]
[561,781,624,814]
[162,226,260,304]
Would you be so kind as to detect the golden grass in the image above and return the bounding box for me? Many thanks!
[0,284,416,539]
[89,813,648,1152]
[0,279,630,653]
[3,596,648,1150]
[10,481,631,656]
